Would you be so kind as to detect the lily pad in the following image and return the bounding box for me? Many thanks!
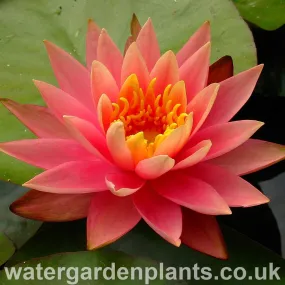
[0,0,257,185]
[0,181,42,249]
[6,221,285,284]
[0,233,15,266]
[0,250,165,285]
[233,0,285,31]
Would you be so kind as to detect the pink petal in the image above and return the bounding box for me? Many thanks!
[154,114,193,157]
[152,172,231,215]
[86,19,101,70]
[187,120,264,161]
[0,139,94,169]
[150,51,179,96]
[34,80,97,125]
[133,185,182,246]
[173,140,212,170]
[87,191,141,249]
[63,116,112,162]
[44,41,93,110]
[176,21,210,67]
[121,42,150,91]
[106,121,134,170]
[97,94,113,133]
[11,190,93,222]
[181,208,228,259]
[23,161,115,194]
[91,61,119,107]
[135,155,175,180]
[0,99,71,139]
[203,65,264,128]
[105,172,145,197]
[186,83,219,135]
[97,29,123,86]
[189,163,269,207]
[209,139,285,176]
[179,42,211,102]
[136,18,160,71]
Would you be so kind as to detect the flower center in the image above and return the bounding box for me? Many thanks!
[109,74,189,158]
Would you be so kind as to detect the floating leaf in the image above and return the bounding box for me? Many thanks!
[0,181,42,249]
[0,233,15,266]
[233,0,285,31]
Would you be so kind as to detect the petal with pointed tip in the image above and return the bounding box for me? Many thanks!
[63,116,111,162]
[87,192,141,249]
[97,94,113,133]
[208,56,233,84]
[97,29,123,86]
[181,209,228,259]
[0,99,71,139]
[152,172,231,215]
[187,120,264,161]
[34,81,97,125]
[44,41,93,110]
[209,139,285,176]
[105,172,145,197]
[179,42,211,102]
[174,140,212,170]
[168,81,187,112]
[186,83,219,135]
[23,161,115,194]
[106,122,134,170]
[121,42,149,91]
[133,185,182,246]
[154,114,193,157]
[0,139,94,169]
[136,18,160,71]
[86,19,101,70]
[11,190,93,222]
[130,14,142,38]
[150,51,179,96]
[124,13,142,54]
[203,65,264,128]
[176,21,210,67]
[135,155,175,180]
[189,163,269,207]
[91,61,119,107]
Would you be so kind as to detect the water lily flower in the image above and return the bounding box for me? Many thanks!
[1,16,285,260]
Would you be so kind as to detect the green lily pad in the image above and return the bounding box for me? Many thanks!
[6,221,285,284]
[0,250,166,285]
[0,233,15,266]
[0,0,257,185]
[0,181,42,249]
[233,0,285,31]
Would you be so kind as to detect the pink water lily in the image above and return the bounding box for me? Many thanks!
[2,16,285,259]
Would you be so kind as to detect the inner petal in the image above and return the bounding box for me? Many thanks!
[107,74,190,163]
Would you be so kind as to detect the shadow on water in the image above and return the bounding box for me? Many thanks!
[222,24,285,256]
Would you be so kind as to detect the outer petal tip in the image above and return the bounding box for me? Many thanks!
[43,40,58,52]
[22,182,33,189]
[174,239,182,247]
[256,121,265,129]
[243,196,270,208]
[87,18,99,27]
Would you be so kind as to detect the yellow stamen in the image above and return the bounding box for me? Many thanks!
[110,74,190,163]
[119,97,129,117]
